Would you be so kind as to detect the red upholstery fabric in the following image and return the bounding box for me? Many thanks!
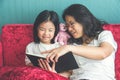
[0,24,68,80]
[0,66,68,80]
[0,40,3,67]
[0,24,120,80]
[103,24,120,80]
[1,24,33,66]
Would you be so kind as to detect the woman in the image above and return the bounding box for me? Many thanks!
[41,4,117,80]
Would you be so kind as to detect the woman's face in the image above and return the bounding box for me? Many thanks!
[65,15,83,39]
[38,21,55,44]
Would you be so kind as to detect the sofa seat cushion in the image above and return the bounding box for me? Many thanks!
[1,24,33,66]
[0,66,68,80]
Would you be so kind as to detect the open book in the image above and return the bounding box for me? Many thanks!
[26,52,79,73]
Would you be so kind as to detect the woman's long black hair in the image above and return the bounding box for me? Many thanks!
[33,10,60,43]
[62,4,107,44]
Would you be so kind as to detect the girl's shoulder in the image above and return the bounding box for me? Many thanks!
[26,42,37,48]
[53,42,61,47]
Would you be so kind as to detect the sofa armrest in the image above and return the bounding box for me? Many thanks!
[0,39,3,67]
[1,24,33,66]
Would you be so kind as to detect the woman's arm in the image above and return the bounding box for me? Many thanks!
[68,42,114,60]
[42,41,114,62]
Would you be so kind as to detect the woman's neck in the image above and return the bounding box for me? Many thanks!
[82,35,94,44]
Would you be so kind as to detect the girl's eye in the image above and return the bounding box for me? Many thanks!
[49,29,54,32]
[39,28,45,31]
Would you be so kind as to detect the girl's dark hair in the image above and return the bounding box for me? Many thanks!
[62,4,107,44]
[33,10,60,43]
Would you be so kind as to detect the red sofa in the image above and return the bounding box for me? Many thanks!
[0,24,120,80]
[0,24,68,80]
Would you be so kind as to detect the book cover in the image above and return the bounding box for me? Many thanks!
[26,52,79,73]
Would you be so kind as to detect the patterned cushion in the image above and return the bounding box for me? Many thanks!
[103,24,120,80]
[1,24,33,66]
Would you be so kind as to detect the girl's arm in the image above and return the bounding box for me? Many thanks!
[38,59,72,78]
[27,63,34,66]
[59,70,72,78]
[25,56,34,66]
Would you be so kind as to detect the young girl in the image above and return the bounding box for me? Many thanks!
[25,10,71,78]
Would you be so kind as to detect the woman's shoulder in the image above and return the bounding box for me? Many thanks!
[99,30,113,37]
[98,30,115,43]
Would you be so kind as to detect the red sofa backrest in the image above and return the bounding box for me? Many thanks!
[103,24,120,80]
[0,24,120,80]
[1,24,33,66]
[0,38,3,67]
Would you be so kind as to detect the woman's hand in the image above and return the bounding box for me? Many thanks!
[38,59,57,73]
[42,45,70,62]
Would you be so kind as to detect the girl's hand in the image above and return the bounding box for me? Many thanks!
[38,59,57,73]
[27,63,34,66]
[41,45,69,62]
[59,70,73,78]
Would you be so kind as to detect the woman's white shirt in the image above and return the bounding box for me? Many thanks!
[70,30,117,80]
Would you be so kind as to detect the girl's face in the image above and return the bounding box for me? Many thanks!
[65,15,83,39]
[38,21,55,44]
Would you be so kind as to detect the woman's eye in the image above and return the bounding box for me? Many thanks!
[65,22,75,28]
[70,22,74,26]
[65,24,69,28]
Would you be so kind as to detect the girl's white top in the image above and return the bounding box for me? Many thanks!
[25,42,60,65]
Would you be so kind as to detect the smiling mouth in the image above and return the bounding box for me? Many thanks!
[70,31,76,35]
[43,37,49,39]
[42,36,50,39]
